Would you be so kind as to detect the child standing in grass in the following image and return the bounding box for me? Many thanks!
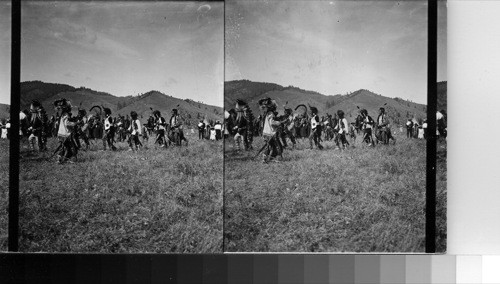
[128,111,142,151]
[210,126,216,141]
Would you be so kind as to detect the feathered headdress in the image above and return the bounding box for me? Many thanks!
[258,97,277,112]
[54,98,72,113]
[235,99,248,111]
[309,104,318,115]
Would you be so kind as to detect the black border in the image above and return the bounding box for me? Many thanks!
[2,0,440,280]
[8,0,21,253]
[426,0,438,253]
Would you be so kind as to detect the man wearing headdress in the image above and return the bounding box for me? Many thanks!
[309,106,323,150]
[334,109,349,150]
[242,100,255,150]
[359,109,375,146]
[376,107,396,144]
[278,105,296,149]
[128,111,142,151]
[75,107,90,150]
[232,101,249,151]
[55,99,78,163]
[259,98,282,162]
[323,114,334,141]
[28,100,48,152]
[170,108,187,146]
[154,110,167,147]
[235,99,254,150]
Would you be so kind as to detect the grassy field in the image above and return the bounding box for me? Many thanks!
[18,132,222,253]
[1,129,447,253]
[0,139,8,251]
[224,130,447,252]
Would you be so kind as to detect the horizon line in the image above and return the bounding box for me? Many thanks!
[17,80,223,108]
[224,79,442,105]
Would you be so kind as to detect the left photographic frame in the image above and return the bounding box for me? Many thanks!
[0,1,12,252]
[17,1,224,253]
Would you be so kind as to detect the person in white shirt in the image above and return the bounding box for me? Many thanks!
[308,106,323,150]
[210,126,216,141]
[128,111,142,151]
[102,108,116,151]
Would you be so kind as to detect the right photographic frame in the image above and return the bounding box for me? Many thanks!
[223,0,447,252]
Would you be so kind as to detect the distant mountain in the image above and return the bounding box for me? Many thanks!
[225,80,427,125]
[20,81,222,127]
[20,81,76,107]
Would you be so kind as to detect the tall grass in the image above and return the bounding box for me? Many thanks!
[225,131,446,252]
[18,133,222,252]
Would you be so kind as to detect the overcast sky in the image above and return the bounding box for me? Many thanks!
[5,1,223,106]
[0,1,446,106]
[0,1,11,105]
[226,0,447,104]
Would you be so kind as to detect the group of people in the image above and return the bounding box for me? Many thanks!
[20,98,190,164]
[197,120,223,141]
[405,110,447,140]
[225,98,438,163]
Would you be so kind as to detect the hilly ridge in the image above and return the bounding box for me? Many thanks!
[0,103,9,121]
[225,80,429,125]
[20,81,222,127]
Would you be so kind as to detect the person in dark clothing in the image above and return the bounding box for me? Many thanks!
[198,120,206,139]
[242,103,255,149]
[232,109,248,151]
[278,106,296,149]
[406,118,414,138]
[154,110,167,147]
[28,100,48,152]
[360,109,375,146]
